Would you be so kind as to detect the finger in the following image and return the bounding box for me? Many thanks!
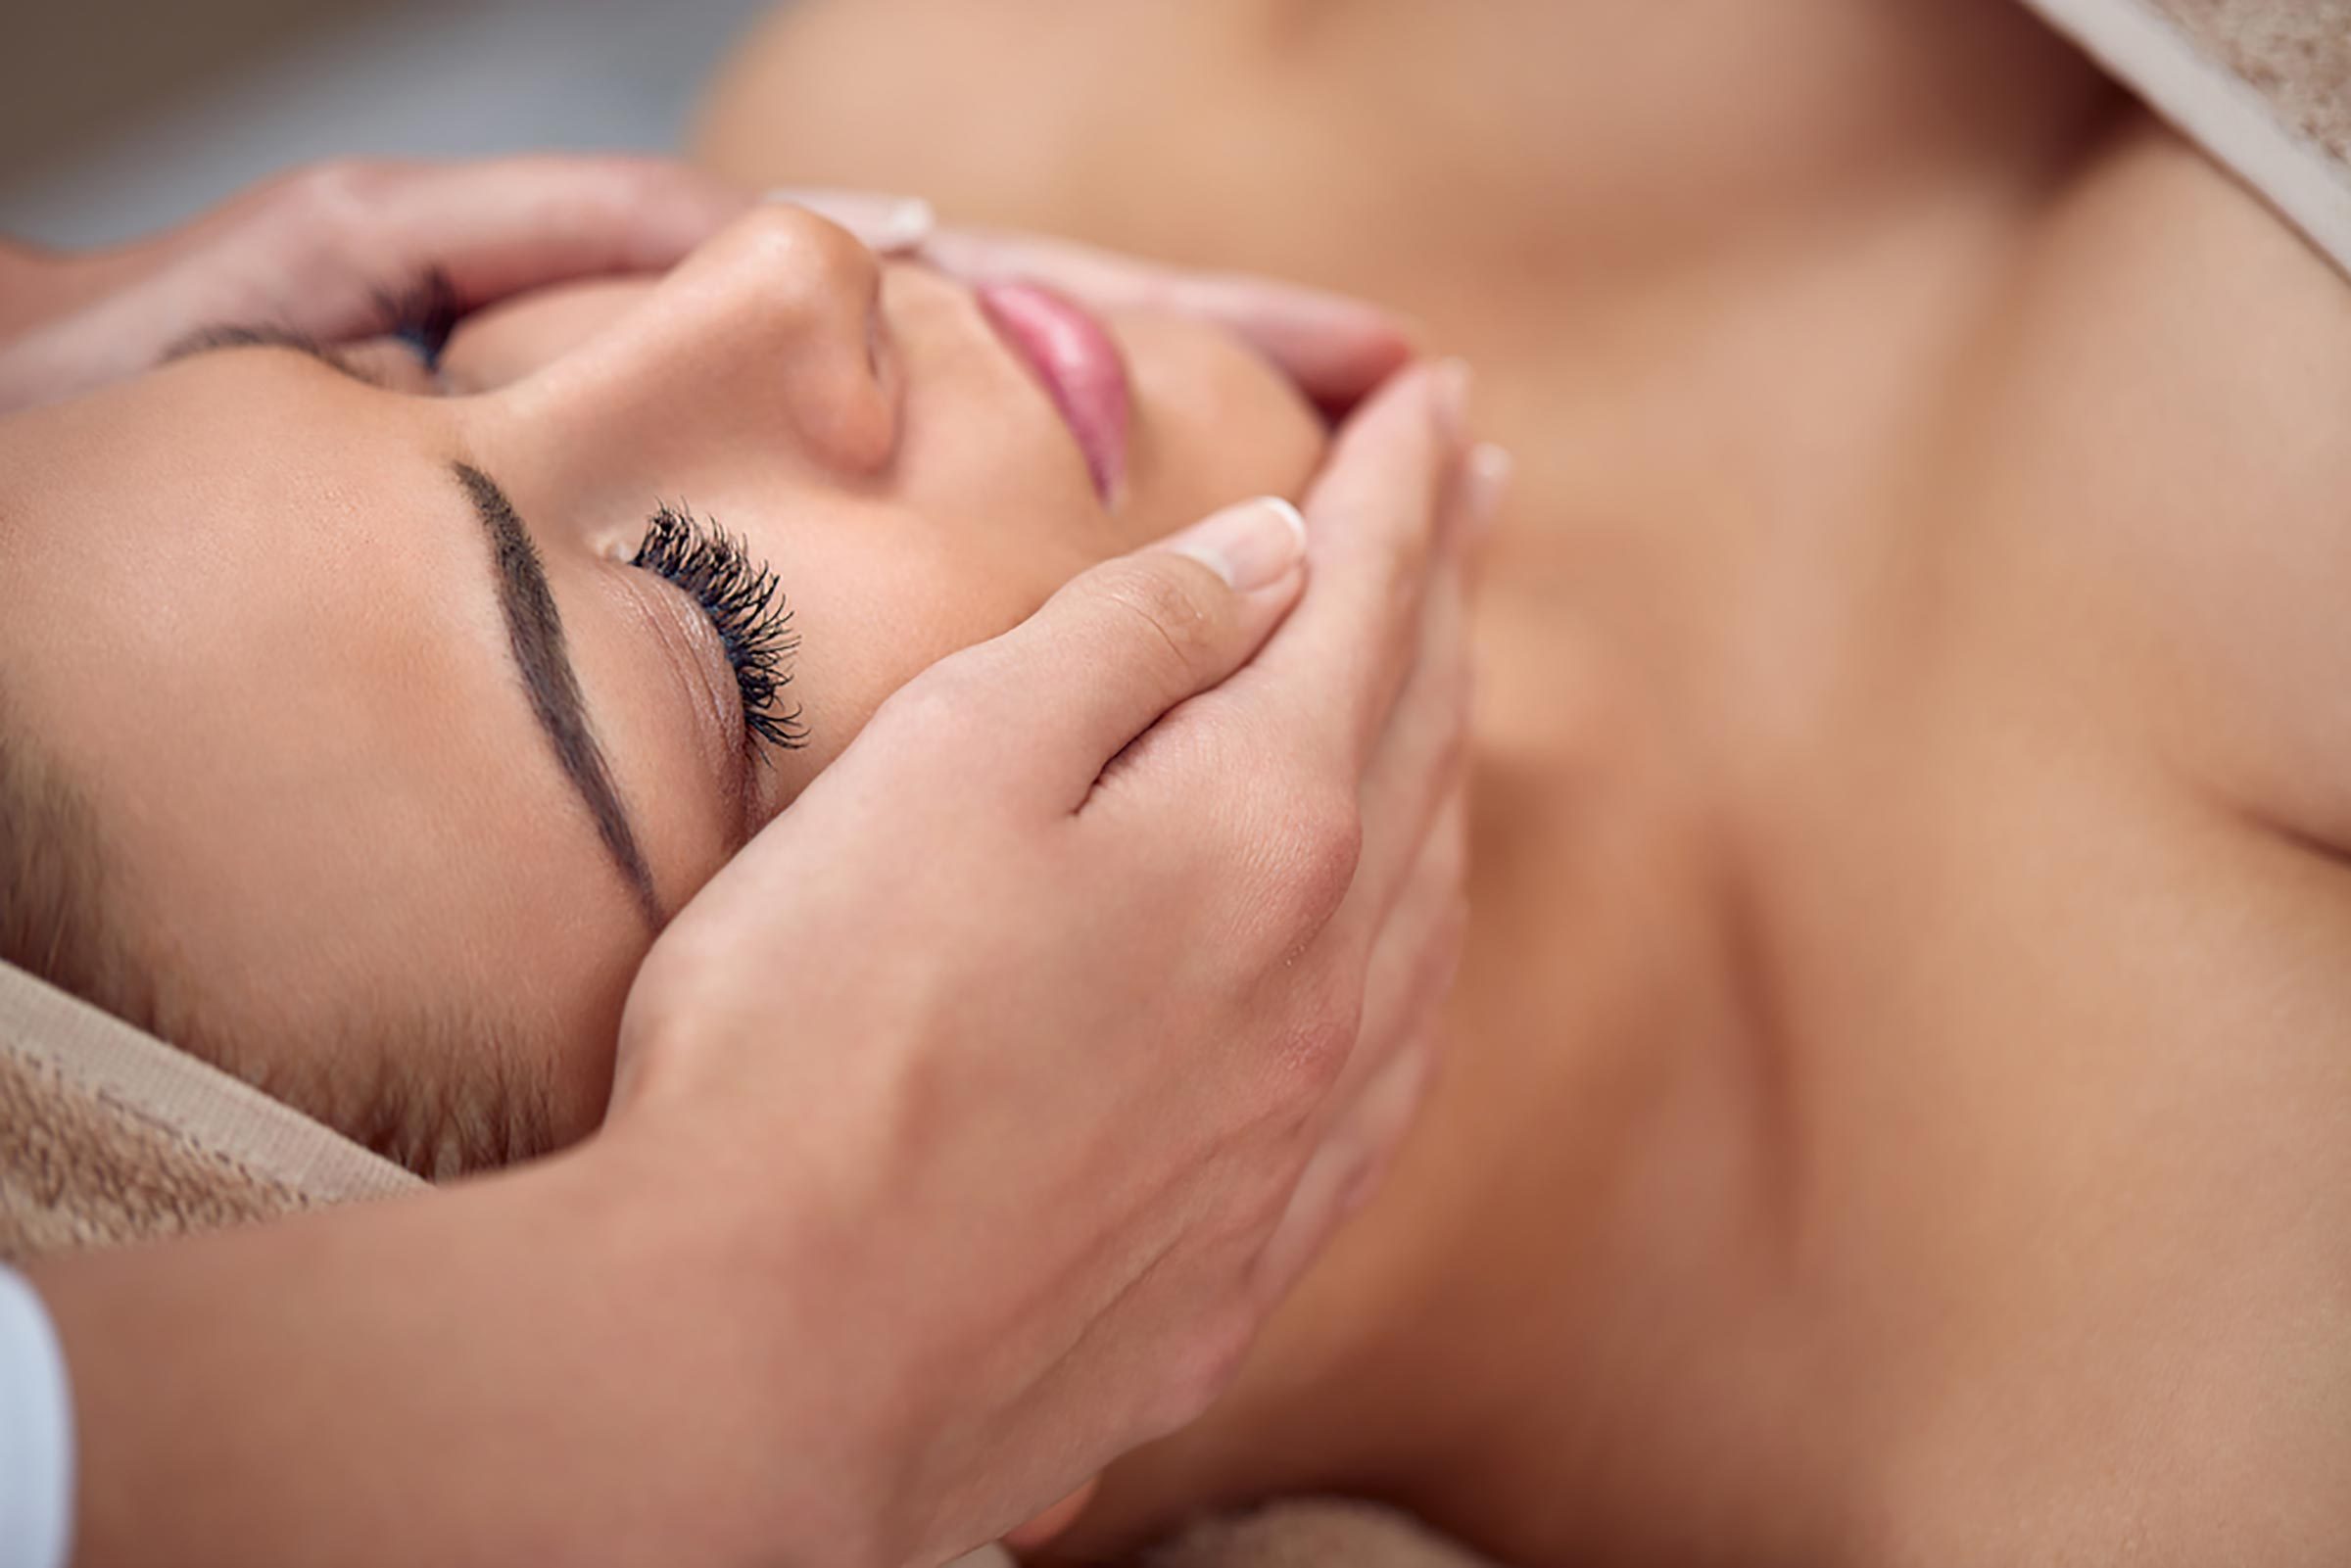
[1000,1477,1102,1552]
[762,187,936,254]
[2,158,751,411]
[1347,492,1479,927]
[1248,1014,1447,1308]
[237,156,752,345]
[1247,783,1467,1305]
[1307,767,1470,1158]
[1247,360,1466,775]
[353,155,749,308]
[913,221,1414,410]
[896,496,1309,812]
[1333,992,1452,1218]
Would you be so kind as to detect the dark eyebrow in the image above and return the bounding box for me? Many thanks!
[452,461,662,926]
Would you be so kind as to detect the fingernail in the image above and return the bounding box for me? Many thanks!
[762,187,936,254]
[1431,356,1473,448]
[1461,443,1513,541]
[1169,496,1308,591]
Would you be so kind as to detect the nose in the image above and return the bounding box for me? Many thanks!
[483,204,895,495]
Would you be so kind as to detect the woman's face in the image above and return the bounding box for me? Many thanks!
[0,206,1326,1164]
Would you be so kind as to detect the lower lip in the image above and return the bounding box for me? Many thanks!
[975,281,1131,502]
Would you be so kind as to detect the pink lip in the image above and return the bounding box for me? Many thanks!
[975,281,1131,502]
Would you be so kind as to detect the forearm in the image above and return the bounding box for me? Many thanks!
[27,1146,871,1568]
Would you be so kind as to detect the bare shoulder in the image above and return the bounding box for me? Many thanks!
[1945,111,2351,854]
[1768,109,2351,1568]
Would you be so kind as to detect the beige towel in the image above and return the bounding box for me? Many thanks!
[0,958,419,1262]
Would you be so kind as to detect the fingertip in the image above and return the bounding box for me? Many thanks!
[762,186,936,254]
[1456,442,1513,546]
[1318,357,1456,486]
[1002,1478,1103,1551]
[1266,496,1310,557]
[1164,495,1309,592]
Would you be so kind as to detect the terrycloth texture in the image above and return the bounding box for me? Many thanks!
[2022,0,2351,275]
[2148,1,2351,160]
[0,959,419,1263]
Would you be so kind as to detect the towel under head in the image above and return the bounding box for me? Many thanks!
[0,958,416,1264]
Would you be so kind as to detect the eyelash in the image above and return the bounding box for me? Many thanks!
[630,505,809,757]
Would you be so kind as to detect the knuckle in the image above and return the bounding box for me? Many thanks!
[1271,785,1364,933]
[1251,956,1364,1107]
[1088,559,1227,688]
[868,665,988,751]
[1278,1003,1360,1101]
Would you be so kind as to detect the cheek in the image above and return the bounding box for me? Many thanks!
[767,519,1082,774]
[1111,310,1328,542]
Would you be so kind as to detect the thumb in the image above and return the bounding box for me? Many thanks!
[909,496,1308,810]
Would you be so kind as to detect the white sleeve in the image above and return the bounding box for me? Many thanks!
[0,1268,72,1568]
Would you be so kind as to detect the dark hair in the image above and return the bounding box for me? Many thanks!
[0,687,553,1178]
[0,686,159,1040]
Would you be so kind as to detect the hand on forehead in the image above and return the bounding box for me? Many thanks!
[0,158,1411,417]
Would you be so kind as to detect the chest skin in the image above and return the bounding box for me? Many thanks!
[697,3,2351,1560]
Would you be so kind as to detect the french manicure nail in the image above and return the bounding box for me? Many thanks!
[1170,497,1309,591]
[762,187,936,254]
[1461,443,1513,541]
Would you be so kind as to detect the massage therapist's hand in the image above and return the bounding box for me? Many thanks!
[0,166,1412,417]
[605,361,1492,1567]
[0,154,752,412]
[26,360,1484,1568]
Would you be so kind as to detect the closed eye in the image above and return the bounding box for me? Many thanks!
[162,273,458,391]
[629,504,810,759]
[161,324,398,390]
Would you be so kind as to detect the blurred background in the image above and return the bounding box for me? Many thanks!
[0,0,774,247]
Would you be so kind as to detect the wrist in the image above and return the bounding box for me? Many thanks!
[554,1125,933,1566]
[27,1141,901,1568]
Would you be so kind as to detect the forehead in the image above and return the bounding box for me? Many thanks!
[0,352,637,1020]
[0,355,496,792]
[4,353,453,635]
